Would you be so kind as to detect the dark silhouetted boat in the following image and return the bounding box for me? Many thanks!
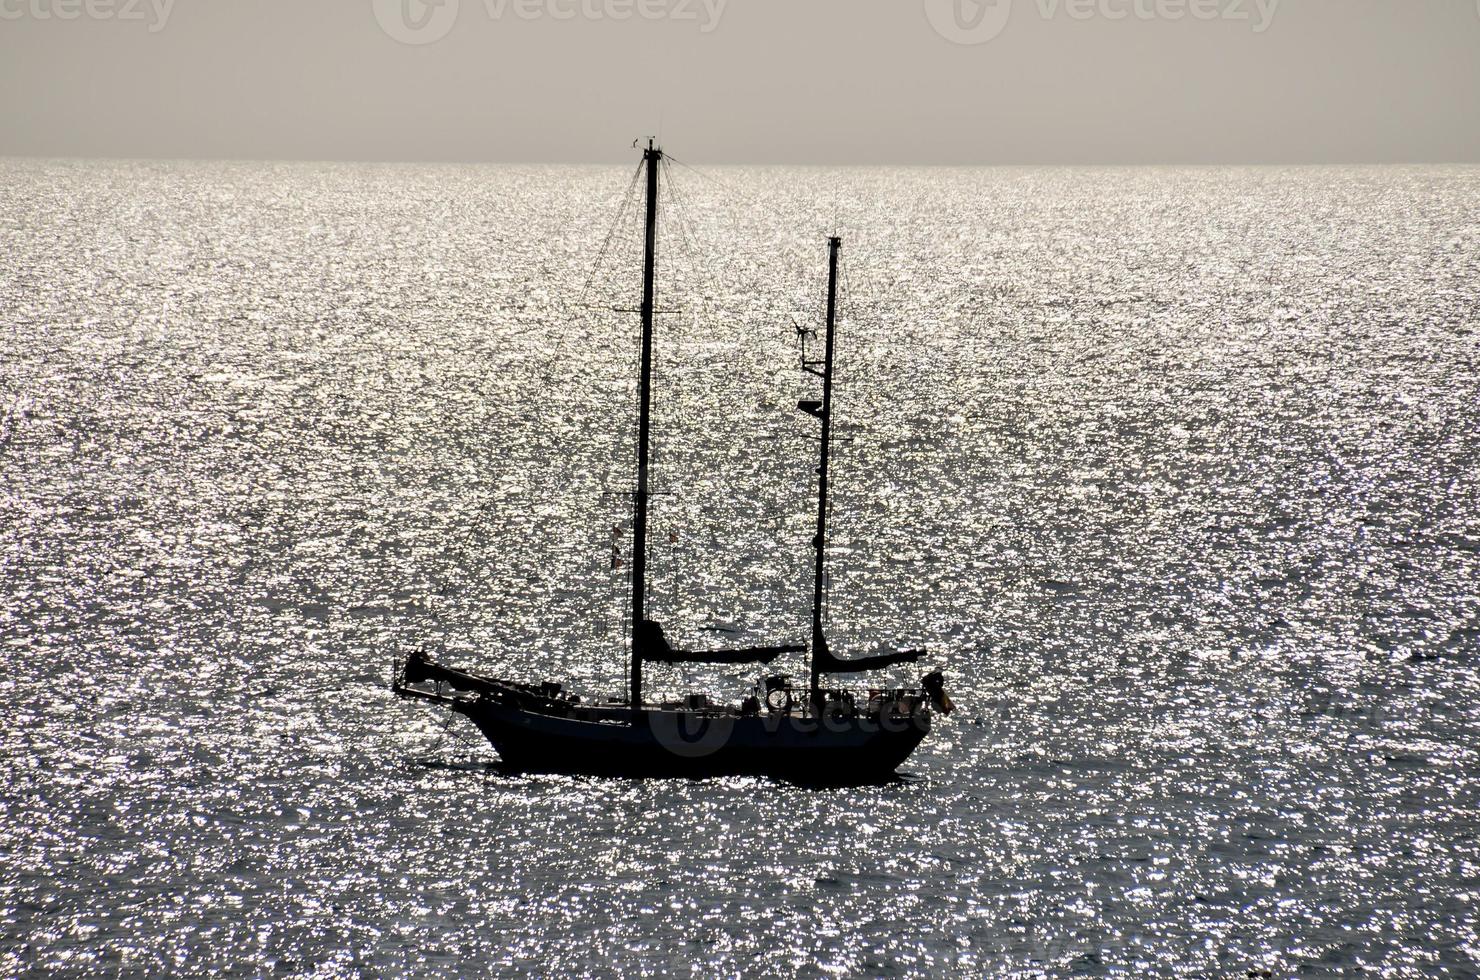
[393,142,950,783]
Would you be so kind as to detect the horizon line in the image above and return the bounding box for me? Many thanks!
[5,151,1480,169]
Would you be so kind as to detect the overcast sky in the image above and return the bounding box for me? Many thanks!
[2,0,1478,164]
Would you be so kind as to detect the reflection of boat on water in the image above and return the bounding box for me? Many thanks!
[393,141,950,783]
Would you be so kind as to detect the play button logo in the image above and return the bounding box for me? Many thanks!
[373,0,460,45]
[924,0,1013,44]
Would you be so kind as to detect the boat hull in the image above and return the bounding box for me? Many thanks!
[454,699,930,784]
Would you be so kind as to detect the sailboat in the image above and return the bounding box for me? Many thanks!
[393,142,951,783]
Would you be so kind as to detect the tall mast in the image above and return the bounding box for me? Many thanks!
[808,236,843,705]
[630,139,661,710]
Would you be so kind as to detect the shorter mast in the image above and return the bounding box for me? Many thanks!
[807,237,842,705]
[798,237,923,703]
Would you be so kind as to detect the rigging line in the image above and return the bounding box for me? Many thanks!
[649,191,668,504]
[667,162,719,307]
[840,251,903,556]
[624,162,663,628]
[438,403,619,621]
[607,175,647,515]
[431,700,458,756]
[577,160,645,310]
[623,492,634,700]
[663,155,780,317]
[429,487,508,610]
[658,156,705,306]
[587,158,646,303]
[664,161,704,272]
[651,187,676,622]
[546,165,643,450]
[664,153,768,212]
[654,185,666,482]
[824,246,852,633]
[659,160,728,365]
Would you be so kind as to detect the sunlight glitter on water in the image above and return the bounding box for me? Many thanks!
[1,159,1478,976]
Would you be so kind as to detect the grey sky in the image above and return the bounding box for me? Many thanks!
[2,0,1478,164]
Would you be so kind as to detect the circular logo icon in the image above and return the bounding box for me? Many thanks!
[373,0,459,45]
[648,711,736,760]
[923,0,1013,45]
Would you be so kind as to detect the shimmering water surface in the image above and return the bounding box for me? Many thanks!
[2,159,1478,977]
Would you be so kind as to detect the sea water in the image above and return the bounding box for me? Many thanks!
[1,159,1477,976]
